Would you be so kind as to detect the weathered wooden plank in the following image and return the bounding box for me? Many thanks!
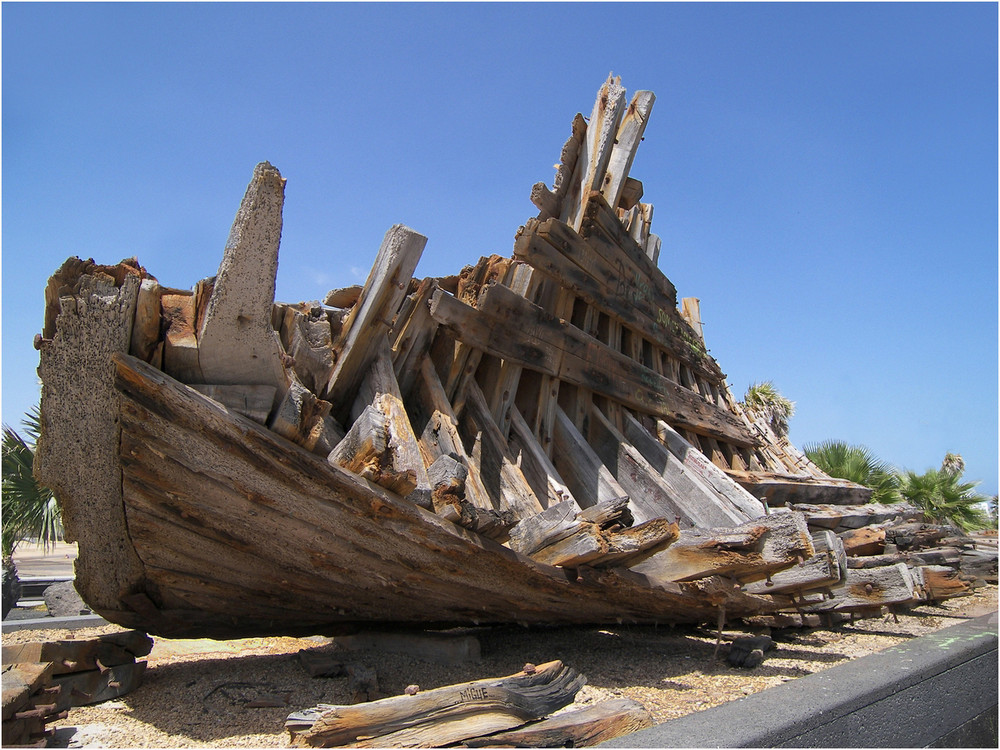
[464,697,654,748]
[797,564,917,613]
[562,74,627,232]
[276,302,337,396]
[507,405,579,511]
[789,503,922,531]
[629,511,814,584]
[514,220,721,385]
[742,531,844,597]
[912,565,971,601]
[160,290,204,383]
[1,632,152,677]
[458,378,544,521]
[285,660,585,748]
[198,162,288,389]
[602,90,655,211]
[129,278,162,364]
[653,419,767,520]
[413,357,495,515]
[325,224,426,421]
[51,662,147,711]
[592,408,746,528]
[429,284,757,447]
[188,384,276,424]
[2,662,54,722]
[391,278,440,399]
[552,404,630,510]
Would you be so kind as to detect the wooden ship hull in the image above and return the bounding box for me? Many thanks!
[34,77,943,640]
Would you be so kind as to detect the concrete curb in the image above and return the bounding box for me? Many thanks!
[1,614,109,632]
[601,612,998,748]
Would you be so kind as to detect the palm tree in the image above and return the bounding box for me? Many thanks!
[940,453,965,477]
[803,440,901,505]
[741,381,795,437]
[897,467,990,532]
[2,407,62,617]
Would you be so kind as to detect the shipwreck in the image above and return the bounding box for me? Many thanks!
[33,77,977,640]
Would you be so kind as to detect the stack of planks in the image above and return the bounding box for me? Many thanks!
[1,631,152,746]
[33,75,980,641]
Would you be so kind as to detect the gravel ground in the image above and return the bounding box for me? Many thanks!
[4,586,996,748]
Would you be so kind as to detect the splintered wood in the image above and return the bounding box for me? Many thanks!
[33,74,985,651]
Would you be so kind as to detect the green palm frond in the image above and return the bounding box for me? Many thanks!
[804,440,901,504]
[2,410,61,559]
[897,468,990,531]
[742,381,796,436]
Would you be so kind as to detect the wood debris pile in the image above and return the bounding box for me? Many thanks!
[33,76,992,642]
[1,631,151,746]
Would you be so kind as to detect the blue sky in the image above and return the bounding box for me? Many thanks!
[3,3,997,495]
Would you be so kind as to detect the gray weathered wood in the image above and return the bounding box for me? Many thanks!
[562,74,627,231]
[653,419,766,520]
[325,224,426,421]
[629,511,813,584]
[602,90,654,213]
[285,660,584,748]
[464,697,653,748]
[552,405,630,510]
[507,405,579,511]
[797,563,917,613]
[458,378,544,521]
[188,384,276,425]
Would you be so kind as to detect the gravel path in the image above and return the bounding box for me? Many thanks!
[5,587,995,748]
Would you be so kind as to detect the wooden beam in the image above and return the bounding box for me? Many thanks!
[561,74,627,232]
[653,419,767,519]
[429,284,757,447]
[458,378,544,522]
[515,219,723,383]
[507,405,579,511]
[617,411,748,528]
[552,404,630,510]
[464,697,654,748]
[325,224,426,421]
[629,511,814,584]
[285,660,585,748]
[602,90,655,212]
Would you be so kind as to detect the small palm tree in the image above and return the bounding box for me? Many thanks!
[741,381,795,437]
[897,467,990,532]
[940,453,965,477]
[804,440,901,505]
[2,407,62,617]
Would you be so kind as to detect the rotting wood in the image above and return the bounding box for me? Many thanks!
[796,563,917,613]
[464,697,654,747]
[285,660,585,748]
[562,73,627,232]
[629,510,813,584]
[325,224,427,422]
[602,90,655,211]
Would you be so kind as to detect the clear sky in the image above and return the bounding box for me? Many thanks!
[3,3,997,495]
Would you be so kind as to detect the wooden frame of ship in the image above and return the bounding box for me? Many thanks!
[33,76,974,640]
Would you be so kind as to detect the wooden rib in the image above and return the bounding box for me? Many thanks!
[429,284,758,447]
[325,224,426,421]
[602,90,655,211]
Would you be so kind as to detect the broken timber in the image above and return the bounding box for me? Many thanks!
[35,75,929,642]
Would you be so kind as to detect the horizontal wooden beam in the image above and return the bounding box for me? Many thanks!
[428,284,758,447]
[514,220,724,384]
